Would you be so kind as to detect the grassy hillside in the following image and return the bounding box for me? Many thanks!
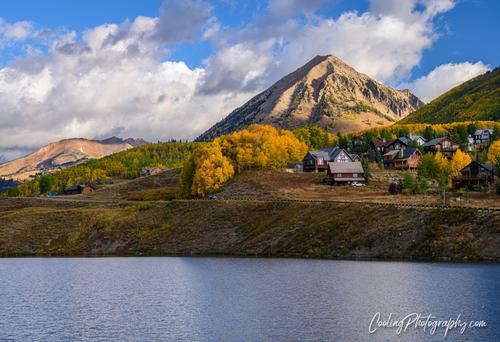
[400,67,500,124]
[8,142,202,197]
[0,198,498,261]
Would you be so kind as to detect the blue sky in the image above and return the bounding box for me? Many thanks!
[0,0,497,75]
[0,0,498,161]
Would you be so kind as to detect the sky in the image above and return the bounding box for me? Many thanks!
[0,0,498,162]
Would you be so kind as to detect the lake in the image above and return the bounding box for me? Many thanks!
[0,258,499,341]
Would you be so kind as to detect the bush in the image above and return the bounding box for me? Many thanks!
[402,172,414,192]
[389,182,402,194]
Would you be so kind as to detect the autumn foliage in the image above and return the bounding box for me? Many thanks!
[449,149,472,176]
[180,125,308,197]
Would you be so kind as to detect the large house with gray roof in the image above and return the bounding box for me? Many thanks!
[302,147,356,172]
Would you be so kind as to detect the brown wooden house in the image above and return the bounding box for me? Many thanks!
[383,148,421,170]
[452,161,498,189]
[422,137,460,158]
[327,161,365,185]
[369,138,408,159]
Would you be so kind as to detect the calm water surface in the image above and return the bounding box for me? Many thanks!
[0,258,499,341]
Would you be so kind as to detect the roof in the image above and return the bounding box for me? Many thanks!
[371,139,394,148]
[481,163,494,171]
[460,161,495,173]
[386,138,408,147]
[383,150,400,157]
[308,147,352,161]
[384,148,419,162]
[399,137,411,144]
[408,134,425,141]
[328,161,364,174]
[400,135,425,144]
[422,136,449,147]
[474,129,493,135]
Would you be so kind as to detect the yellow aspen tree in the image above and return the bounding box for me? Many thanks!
[450,149,472,176]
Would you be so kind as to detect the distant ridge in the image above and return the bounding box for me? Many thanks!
[100,136,149,147]
[197,55,423,141]
[0,137,147,181]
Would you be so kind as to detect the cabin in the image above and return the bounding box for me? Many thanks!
[140,167,164,177]
[327,161,365,185]
[383,148,421,170]
[422,137,460,158]
[63,183,94,195]
[452,161,498,189]
[303,147,354,172]
[474,129,494,145]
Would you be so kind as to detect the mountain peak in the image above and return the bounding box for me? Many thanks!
[0,138,137,181]
[197,55,423,141]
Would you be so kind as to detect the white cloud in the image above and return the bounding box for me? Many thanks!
[0,0,468,160]
[270,0,456,83]
[400,61,490,102]
[0,15,253,153]
[2,20,33,40]
[198,41,274,94]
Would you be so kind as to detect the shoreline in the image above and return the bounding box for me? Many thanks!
[1,252,499,264]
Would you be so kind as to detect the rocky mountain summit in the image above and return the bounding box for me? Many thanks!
[198,55,423,140]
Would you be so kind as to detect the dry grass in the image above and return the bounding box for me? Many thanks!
[217,169,500,208]
[0,198,498,261]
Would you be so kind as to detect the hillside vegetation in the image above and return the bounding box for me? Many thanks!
[400,67,500,124]
[8,142,202,197]
[1,198,498,261]
[181,125,307,197]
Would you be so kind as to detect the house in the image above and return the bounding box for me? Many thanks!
[400,135,426,146]
[140,167,164,177]
[385,138,408,151]
[474,129,494,145]
[383,148,421,170]
[327,161,365,185]
[63,183,94,195]
[369,139,393,155]
[452,161,498,189]
[303,147,355,172]
[422,137,460,158]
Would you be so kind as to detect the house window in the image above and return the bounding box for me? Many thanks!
[353,173,358,177]
[443,141,450,148]
[337,173,342,177]
[317,157,324,165]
